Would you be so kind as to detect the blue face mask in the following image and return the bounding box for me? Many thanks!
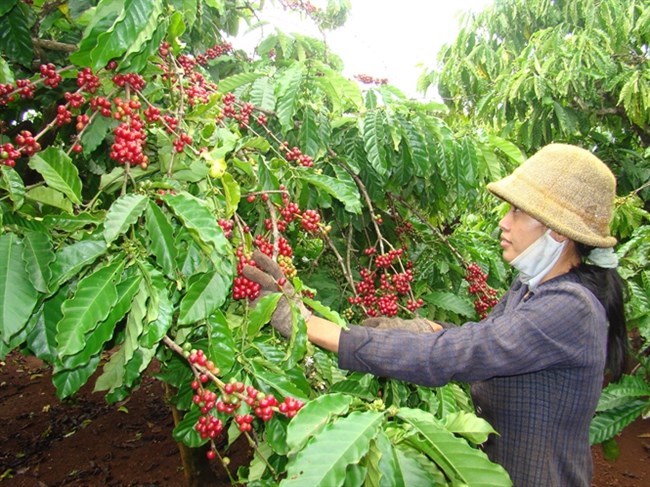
[510,229,567,290]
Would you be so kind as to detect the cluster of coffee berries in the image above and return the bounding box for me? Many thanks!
[76,67,101,94]
[173,132,193,152]
[185,72,213,107]
[354,74,389,86]
[55,105,72,126]
[232,188,326,304]
[1,143,21,167]
[219,92,257,128]
[112,72,146,91]
[0,84,16,105]
[39,63,62,88]
[110,118,148,167]
[283,0,321,15]
[217,218,234,238]
[465,262,499,319]
[232,247,262,301]
[89,96,113,117]
[184,347,304,461]
[0,44,236,173]
[347,245,423,318]
[300,209,320,233]
[15,130,41,156]
[279,142,314,167]
[0,79,37,105]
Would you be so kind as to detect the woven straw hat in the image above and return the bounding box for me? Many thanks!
[487,143,617,248]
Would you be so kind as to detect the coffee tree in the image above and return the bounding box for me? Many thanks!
[7,0,644,485]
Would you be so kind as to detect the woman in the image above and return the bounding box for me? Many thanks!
[243,143,627,486]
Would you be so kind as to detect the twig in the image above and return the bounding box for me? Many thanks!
[388,192,467,266]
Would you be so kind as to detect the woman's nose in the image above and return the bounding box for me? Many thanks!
[499,210,511,231]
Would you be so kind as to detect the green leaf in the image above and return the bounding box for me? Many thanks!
[0,55,14,84]
[487,134,524,165]
[118,0,165,60]
[50,239,108,289]
[178,270,230,325]
[362,110,388,177]
[298,108,321,161]
[0,234,39,345]
[207,311,236,372]
[81,114,116,154]
[398,407,512,486]
[162,192,229,255]
[247,293,282,337]
[140,286,172,349]
[59,274,141,371]
[104,193,148,244]
[250,76,277,111]
[25,186,74,214]
[172,408,207,448]
[266,416,289,455]
[218,72,263,94]
[122,282,148,363]
[252,360,309,401]
[276,63,304,130]
[118,16,168,72]
[43,213,102,233]
[0,0,17,17]
[220,171,241,218]
[596,375,650,412]
[26,285,68,363]
[590,400,648,445]
[330,373,380,401]
[28,147,83,205]
[286,393,354,455]
[282,411,384,486]
[0,3,33,66]
[1,166,25,209]
[52,354,101,400]
[90,0,164,71]
[399,117,430,177]
[393,443,445,486]
[22,231,55,294]
[145,200,177,276]
[424,291,474,317]
[56,259,125,357]
[300,172,362,214]
[94,345,126,392]
[443,411,497,445]
[69,1,123,66]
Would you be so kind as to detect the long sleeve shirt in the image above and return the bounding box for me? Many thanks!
[338,273,608,486]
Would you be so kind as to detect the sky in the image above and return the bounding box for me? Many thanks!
[234,0,494,98]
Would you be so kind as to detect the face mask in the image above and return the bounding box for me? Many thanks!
[510,229,567,290]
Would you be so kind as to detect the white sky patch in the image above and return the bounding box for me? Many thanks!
[234,0,494,98]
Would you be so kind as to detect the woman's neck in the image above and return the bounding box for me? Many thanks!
[540,241,580,284]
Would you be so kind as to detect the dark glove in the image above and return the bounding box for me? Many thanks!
[242,250,311,338]
[361,316,442,332]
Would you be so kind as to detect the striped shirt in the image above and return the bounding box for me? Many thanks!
[338,273,608,486]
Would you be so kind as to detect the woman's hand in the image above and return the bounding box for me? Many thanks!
[242,250,311,338]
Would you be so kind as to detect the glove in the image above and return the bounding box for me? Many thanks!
[361,316,442,333]
[242,250,311,338]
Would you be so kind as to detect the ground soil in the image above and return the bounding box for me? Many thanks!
[1,351,649,486]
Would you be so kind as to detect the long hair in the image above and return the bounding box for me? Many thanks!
[571,243,627,381]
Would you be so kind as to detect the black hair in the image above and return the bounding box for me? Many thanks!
[571,242,627,381]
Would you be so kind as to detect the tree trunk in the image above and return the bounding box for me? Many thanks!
[164,383,218,486]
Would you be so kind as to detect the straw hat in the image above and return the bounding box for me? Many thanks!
[487,143,617,248]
